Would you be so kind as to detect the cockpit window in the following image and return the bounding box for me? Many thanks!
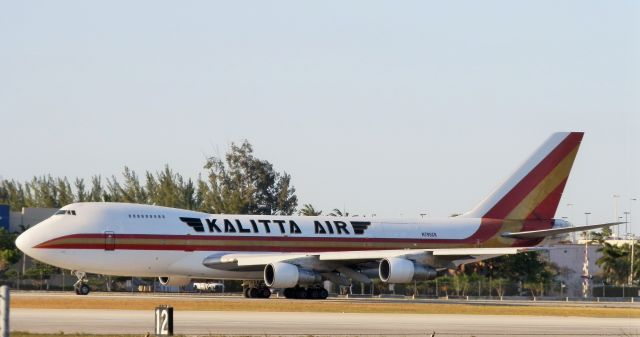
[55,209,77,216]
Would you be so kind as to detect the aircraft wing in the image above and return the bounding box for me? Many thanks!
[202,247,531,271]
[318,247,529,260]
[500,222,623,239]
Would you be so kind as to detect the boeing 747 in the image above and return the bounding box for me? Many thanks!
[15,132,617,299]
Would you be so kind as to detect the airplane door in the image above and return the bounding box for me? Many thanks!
[104,231,116,251]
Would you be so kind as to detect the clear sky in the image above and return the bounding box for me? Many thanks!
[1,2,638,233]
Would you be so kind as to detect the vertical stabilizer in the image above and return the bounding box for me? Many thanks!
[462,132,583,220]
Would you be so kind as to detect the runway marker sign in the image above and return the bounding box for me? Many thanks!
[154,305,173,336]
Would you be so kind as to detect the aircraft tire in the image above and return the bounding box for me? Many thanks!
[319,288,329,299]
[309,288,319,299]
[243,287,251,298]
[295,287,307,299]
[79,284,90,295]
[248,287,260,298]
[283,288,294,298]
[260,287,271,298]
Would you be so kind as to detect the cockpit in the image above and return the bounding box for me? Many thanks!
[54,209,77,216]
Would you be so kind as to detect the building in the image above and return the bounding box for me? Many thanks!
[6,206,58,233]
[540,243,604,297]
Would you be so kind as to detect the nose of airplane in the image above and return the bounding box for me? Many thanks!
[15,230,32,255]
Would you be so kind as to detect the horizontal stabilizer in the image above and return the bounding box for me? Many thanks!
[501,222,624,239]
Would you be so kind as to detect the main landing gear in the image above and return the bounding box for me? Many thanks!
[282,285,329,300]
[243,281,271,299]
[73,271,91,295]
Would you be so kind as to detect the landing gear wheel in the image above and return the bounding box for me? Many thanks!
[72,271,89,296]
[309,288,320,299]
[243,287,251,298]
[295,287,308,299]
[248,287,260,298]
[283,288,294,299]
[78,283,91,295]
[260,287,272,298]
[319,288,329,299]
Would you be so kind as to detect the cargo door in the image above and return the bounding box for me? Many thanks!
[104,231,116,251]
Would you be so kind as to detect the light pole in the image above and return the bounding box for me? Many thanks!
[618,216,624,239]
[614,195,620,238]
[562,217,571,243]
[631,198,637,235]
[566,203,574,242]
[624,212,630,238]
[629,233,636,286]
[584,212,591,241]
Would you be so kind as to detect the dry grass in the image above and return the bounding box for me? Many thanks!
[11,334,151,337]
[10,295,640,318]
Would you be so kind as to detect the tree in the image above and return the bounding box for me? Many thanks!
[492,277,508,298]
[328,208,349,217]
[144,166,196,209]
[120,167,147,203]
[299,204,322,216]
[199,140,298,215]
[87,175,105,202]
[452,273,469,296]
[0,180,27,211]
[523,281,545,297]
[25,175,58,208]
[596,242,631,285]
[590,227,612,244]
[488,252,556,287]
[74,178,87,202]
[0,228,21,271]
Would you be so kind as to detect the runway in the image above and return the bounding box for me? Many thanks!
[12,308,640,336]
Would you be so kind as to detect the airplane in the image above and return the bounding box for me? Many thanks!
[15,132,618,299]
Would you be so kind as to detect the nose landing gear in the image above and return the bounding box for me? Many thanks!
[72,271,91,295]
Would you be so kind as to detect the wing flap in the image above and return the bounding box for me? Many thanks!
[431,247,530,255]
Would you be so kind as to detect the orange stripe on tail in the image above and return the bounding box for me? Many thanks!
[463,132,583,221]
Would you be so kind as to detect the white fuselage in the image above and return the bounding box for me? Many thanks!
[16,202,538,280]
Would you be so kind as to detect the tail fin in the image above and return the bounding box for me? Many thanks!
[462,132,583,220]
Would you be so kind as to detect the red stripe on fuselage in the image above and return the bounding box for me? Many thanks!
[34,228,536,251]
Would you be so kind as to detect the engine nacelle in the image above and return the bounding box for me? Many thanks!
[264,262,321,288]
[158,276,192,287]
[378,257,437,283]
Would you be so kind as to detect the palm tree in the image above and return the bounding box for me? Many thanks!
[299,204,322,216]
[596,242,630,285]
[328,208,349,217]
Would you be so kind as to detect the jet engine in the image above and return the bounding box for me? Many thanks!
[378,257,437,283]
[158,276,192,287]
[264,262,321,288]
